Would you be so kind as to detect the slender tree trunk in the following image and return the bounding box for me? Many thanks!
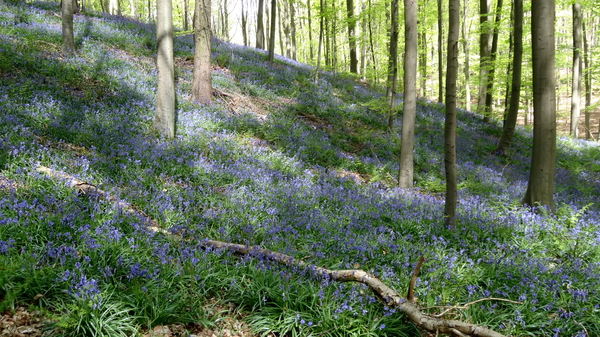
[477,0,492,119]
[502,0,514,119]
[399,0,417,188]
[130,0,136,17]
[181,0,187,30]
[257,0,265,49]
[346,0,358,73]
[278,3,286,56]
[461,0,470,111]
[437,0,443,103]
[368,0,377,82]
[444,0,460,228]
[61,0,75,56]
[522,0,556,210]
[155,0,175,138]
[360,2,367,78]
[495,0,522,155]
[570,2,582,138]
[241,0,248,46]
[268,0,276,62]
[583,18,591,139]
[315,0,325,81]
[147,0,151,21]
[387,0,399,129]
[331,1,337,72]
[192,0,212,104]
[418,8,427,98]
[307,0,314,60]
[290,0,297,60]
[483,0,503,121]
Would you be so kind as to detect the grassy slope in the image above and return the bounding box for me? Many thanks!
[1,2,600,336]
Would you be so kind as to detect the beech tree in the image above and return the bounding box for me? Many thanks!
[386,0,399,129]
[494,0,522,155]
[192,0,212,104]
[570,2,582,138]
[257,0,265,49]
[155,0,175,138]
[398,0,417,188]
[522,0,556,210]
[444,0,460,227]
[268,0,276,63]
[346,0,358,73]
[477,0,492,119]
[61,0,75,56]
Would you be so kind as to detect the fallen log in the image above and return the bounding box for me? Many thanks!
[36,165,508,337]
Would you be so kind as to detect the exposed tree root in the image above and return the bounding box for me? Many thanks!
[36,165,507,337]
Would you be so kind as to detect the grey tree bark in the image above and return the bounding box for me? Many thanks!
[256,0,265,49]
[182,0,188,30]
[155,0,175,138]
[570,2,582,138]
[522,0,556,210]
[307,0,314,60]
[494,0,522,155]
[583,18,591,139]
[398,0,417,188]
[192,0,212,104]
[483,0,503,122]
[436,0,443,103]
[444,0,459,227]
[461,0,471,111]
[386,0,399,129]
[290,0,297,60]
[61,0,75,56]
[268,0,276,63]
[477,0,492,119]
[241,0,248,46]
[346,0,358,73]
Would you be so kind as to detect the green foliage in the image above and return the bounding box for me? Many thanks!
[53,296,138,337]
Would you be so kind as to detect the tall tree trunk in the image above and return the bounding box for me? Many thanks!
[444,0,459,228]
[307,0,314,60]
[495,0,522,155]
[331,1,337,72]
[290,0,297,60]
[360,2,367,78]
[368,0,377,82]
[418,1,427,99]
[387,0,399,129]
[315,0,325,81]
[522,0,556,210]
[257,0,265,49]
[147,0,151,21]
[278,3,286,56]
[436,0,443,103]
[346,0,358,73]
[268,0,277,63]
[570,2,582,138]
[502,0,514,119]
[241,0,248,46]
[130,0,136,17]
[62,0,75,56]
[155,0,175,138]
[483,0,503,122]
[181,0,187,30]
[583,18,591,139]
[192,0,212,104]
[461,0,470,111]
[399,0,417,188]
[477,0,492,119]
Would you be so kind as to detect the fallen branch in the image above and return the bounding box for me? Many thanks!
[36,165,508,337]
